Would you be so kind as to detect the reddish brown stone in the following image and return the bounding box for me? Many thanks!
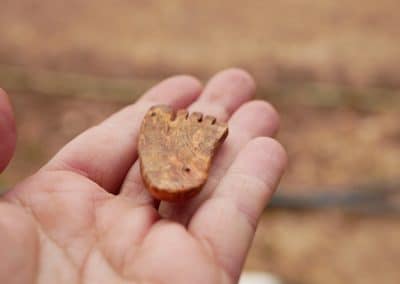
[138,105,228,202]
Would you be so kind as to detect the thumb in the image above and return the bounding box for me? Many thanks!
[0,88,16,173]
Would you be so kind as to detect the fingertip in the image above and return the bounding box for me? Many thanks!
[195,68,256,119]
[214,68,256,95]
[0,88,14,121]
[251,100,280,134]
[163,74,204,97]
[0,88,17,172]
[170,74,203,91]
[143,74,203,105]
[246,137,288,176]
[230,100,280,137]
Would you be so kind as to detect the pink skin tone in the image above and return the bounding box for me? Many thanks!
[0,69,287,284]
[0,88,16,172]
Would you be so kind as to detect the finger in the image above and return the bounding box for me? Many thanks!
[189,137,287,282]
[0,88,17,173]
[44,76,202,193]
[159,100,279,223]
[188,68,256,120]
[120,68,255,203]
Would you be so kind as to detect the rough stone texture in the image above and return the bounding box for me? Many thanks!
[138,105,228,202]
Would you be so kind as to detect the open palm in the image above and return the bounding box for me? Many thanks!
[0,69,287,284]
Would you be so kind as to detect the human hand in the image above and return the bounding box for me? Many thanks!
[0,88,16,172]
[0,69,287,284]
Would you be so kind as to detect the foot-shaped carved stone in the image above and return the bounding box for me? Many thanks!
[138,105,228,202]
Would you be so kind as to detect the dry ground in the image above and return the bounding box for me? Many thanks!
[1,1,400,283]
[1,0,400,86]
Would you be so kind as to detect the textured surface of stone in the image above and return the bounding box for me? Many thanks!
[138,105,228,202]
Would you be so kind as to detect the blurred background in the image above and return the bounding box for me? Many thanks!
[1,1,400,283]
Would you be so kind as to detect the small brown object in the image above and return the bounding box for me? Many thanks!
[138,105,228,202]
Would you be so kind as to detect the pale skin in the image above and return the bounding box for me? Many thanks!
[0,69,287,284]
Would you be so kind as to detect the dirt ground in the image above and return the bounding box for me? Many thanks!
[1,1,400,283]
[1,0,400,86]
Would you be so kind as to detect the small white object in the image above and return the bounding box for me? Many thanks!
[239,271,282,284]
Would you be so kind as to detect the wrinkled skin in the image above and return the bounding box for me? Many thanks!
[0,69,287,284]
